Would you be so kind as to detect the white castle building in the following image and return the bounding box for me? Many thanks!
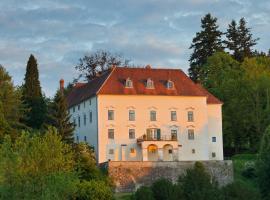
[66,66,224,163]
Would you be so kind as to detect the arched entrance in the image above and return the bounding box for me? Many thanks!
[163,144,173,161]
[147,144,158,161]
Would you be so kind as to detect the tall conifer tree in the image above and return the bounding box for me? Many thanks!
[22,54,46,129]
[225,18,258,62]
[48,80,75,144]
[188,13,223,82]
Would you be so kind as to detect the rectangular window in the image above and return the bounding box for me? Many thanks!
[78,116,81,127]
[129,110,135,121]
[73,118,76,126]
[76,135,79,142]
[84,101,85,108]
[84,136,87,142]
[89,99,91,105]
[171,130,177,140]
[130,148,135,154]
[212,137,216,142]
[78,104,80,111]
[129,129,135,139]
[108,110,114,120]
[212,152,216,158]
[109,149,114,154]
[73,107,75,112]
[150,110,156,121]
[89,111,92,123]
[83,114,86,126]
[192,149,195,154]
[188,111,194,122]
[188,129,194,140]
[171,111,177,121]
[108,129,114,139]
[168,149,173,154]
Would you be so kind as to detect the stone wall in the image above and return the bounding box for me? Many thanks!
[108,160,233,193]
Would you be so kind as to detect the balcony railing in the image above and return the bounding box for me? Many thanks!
[137,134,177,143]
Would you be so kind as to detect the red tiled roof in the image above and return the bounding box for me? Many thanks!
[67,66,222,107]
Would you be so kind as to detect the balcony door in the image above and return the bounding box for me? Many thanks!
[146,128,161,140]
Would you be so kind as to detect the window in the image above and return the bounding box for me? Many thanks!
[84,101,85,108]
[192,149,196,154]
[212,152,216,158]
[171,111,177,121]
[89,99,91,105]
[188,111,194,122]
[146,78,154,89]
[83,114,86,126]
[125,78,133,88]
[167,80,174,89]
[129,129,135,139]
[108,110,114,120]
[129,110,135,121]
[78,104,80,111]
[150,110,156,121]
[76,135,79,142]
[130,148,135,154]
[73,118,76,126]
[108,129,114,139]
[171,130,177,140]
[73,107,75,113]
[78,116,81,127]
[188,129,194,140]
[84,136,87,142]
[212,137,216,142]
[168,149,173,154]
[109,149,114,154]
[89,111,92,123]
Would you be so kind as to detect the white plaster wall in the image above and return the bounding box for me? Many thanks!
[207,104,224,160]
[97,95,216,163]
[69,96,98,157]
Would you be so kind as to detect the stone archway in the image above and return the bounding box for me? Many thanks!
[147,144,158,161]
[163,144,173,161]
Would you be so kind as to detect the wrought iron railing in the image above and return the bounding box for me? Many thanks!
[137,134,177,142]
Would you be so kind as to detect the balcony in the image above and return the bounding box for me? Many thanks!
[137,134,177,143]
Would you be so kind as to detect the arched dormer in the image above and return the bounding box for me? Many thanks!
[125,77,133,88]
[166,80,174,89]
[146,78,154,89]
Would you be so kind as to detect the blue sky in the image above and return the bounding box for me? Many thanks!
[0,0,269,97]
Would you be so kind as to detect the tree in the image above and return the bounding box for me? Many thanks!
[22,54,46,129]
[151,178,175,200]
[0,65,24,139]
[257,125,270,200]
[188,13,223,82]
[225,18,258,62]
[48,87,75,144]
[76,50,130,81]
[132,186,154,200]
[0,127,79,199]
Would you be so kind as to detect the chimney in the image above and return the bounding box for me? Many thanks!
[60,79,64,91]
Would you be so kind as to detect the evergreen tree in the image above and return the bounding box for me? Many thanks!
[48,84,75,144]
[22,54,46,129]
[257,125,270,200]
[225,18,258,62]
[188,13,223,82]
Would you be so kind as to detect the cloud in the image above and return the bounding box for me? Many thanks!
[0,0,269,97]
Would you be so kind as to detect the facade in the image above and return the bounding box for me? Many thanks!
[67,66,223,163]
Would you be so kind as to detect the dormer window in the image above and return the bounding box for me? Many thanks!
[125,78,133,88]
[146,78,154,89]
[167,80,174,89]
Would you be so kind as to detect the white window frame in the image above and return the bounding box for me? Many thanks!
[129,110,135,121]
[108,110,114,120]
[171,111,177,121]
[188,111,194,122]
[150,110,156,121]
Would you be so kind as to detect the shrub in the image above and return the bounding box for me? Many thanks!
[151,178,174,200]
[76,180,113,200]
[221,181,260,200]
[131,186,154,200]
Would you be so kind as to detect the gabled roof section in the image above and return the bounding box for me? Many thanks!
[66,70,112,107]
[67,66,223,107]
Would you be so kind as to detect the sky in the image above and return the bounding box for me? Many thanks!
[0,0,269,97]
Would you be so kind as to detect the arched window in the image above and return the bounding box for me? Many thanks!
[167,80,174,89]
[146,78,154,89]
[125,78,133,88]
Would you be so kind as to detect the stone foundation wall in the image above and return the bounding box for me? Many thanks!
[108,160,233,193]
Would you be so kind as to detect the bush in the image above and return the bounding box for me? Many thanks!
[76,180,113,200]
[131,186,154,200]
[151,178,174,200]
[221,181,260,200]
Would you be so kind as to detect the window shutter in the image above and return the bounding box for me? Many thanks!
[157,129,161,140]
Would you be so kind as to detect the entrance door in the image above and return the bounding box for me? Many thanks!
[147,144,158,161]
[163,144,173,161]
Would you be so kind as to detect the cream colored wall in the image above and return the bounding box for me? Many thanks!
[69,96,98,158]
[207,104,224,160]
[97,95,221,163]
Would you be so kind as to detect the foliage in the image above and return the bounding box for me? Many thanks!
[22,54,47,129]
[257,125,270,200]
[0,65,24,140]
[221,181,260,200]
[0,127,79,199]
[151,178,175,200]
[76,180,113,200]
[131,186,154,200]
[47,89,75,144]
[189,13,223,82]
[75,50,130,81]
